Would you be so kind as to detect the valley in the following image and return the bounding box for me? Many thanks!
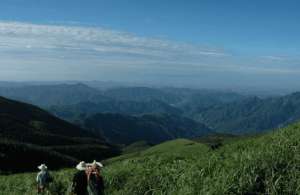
[0,84,299,194]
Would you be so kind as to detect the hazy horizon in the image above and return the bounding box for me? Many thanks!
[0,79,299,96]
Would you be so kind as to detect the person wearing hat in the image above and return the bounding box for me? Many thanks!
[36,164,52,194]
[71,161,89,195]
[86,160,105,195]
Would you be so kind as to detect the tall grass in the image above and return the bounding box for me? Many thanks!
[1,124,299,195]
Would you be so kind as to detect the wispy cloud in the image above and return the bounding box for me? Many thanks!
[260,55,286,62]
[0,21,299,83]
[0,21,226,59]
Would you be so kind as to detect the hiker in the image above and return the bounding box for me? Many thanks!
[87,160,105,195]
[71,161,88,195]
[36,164,52,194]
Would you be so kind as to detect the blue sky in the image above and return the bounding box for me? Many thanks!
[0,0,299,89]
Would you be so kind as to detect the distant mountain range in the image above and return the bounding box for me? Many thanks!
[0,83,243,108]
[191,93,300,134]
[0,83,110,107]
[83,113,212,145]
[2,83,300,137]
[49,100,181,122]
[3,83,300,174]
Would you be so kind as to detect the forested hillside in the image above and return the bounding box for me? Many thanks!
[191,92,300,134]
[49,99,181,122]
[0,96,119,173]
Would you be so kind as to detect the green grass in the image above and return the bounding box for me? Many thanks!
[1,123,300,195]
[122,141,152,154]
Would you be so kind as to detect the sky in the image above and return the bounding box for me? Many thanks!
[0,0,300,90]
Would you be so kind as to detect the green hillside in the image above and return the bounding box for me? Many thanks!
[122,140,153,154]
[0,96,119,173]
[1,122,299,194]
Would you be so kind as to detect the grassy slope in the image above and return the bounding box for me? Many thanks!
[1,123,300,195]
[122,141,153,154]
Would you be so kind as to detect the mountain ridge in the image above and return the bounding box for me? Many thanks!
[0,96,119,173]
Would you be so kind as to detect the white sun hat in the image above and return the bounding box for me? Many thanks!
[76,161,87,171]
[90,160,104,168]
[38,164,48,171]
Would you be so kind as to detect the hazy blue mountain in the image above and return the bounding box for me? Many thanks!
[0,83,110,107]
[48,86,244,124]
[83,113,212,145]
[49,99,181,122]
[191,92,300,134]
[4,83,300,136]
[103,87,183,103]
